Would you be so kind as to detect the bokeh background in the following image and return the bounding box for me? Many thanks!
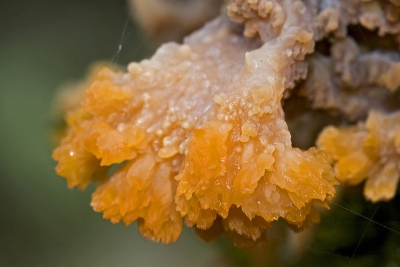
[1,1,400,267]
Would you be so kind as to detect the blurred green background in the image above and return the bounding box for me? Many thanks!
[1,1,400,267]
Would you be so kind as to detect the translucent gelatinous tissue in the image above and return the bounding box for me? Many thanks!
[53,0,400,247]
[318,110,400,202]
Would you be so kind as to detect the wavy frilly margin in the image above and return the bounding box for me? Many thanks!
[53,0,337,247]
[317,110,400,202]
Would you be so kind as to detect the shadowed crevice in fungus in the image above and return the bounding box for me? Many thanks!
[52,0,400,248]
